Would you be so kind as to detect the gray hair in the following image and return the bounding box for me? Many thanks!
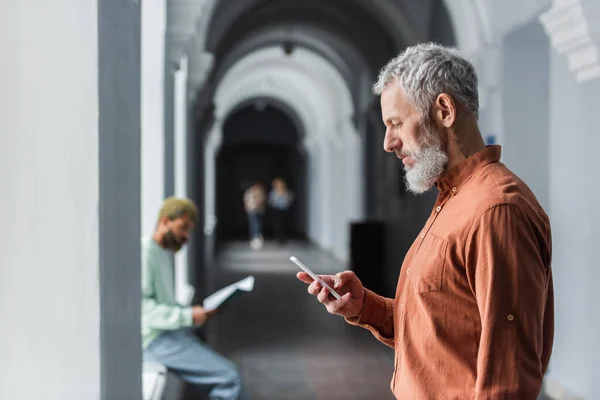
[373,42,479,119]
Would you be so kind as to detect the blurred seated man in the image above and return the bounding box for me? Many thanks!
[142,197,248,400]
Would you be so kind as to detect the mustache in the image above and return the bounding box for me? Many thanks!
[395,150,417,159]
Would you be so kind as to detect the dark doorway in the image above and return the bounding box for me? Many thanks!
[215,104,307,242]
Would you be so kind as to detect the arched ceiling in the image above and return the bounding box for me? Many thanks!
[212,24,367,100]
[206,0,404,76]
[214,46,355,146]
[222,104,300,147]
[169,0,491,132]
[226,97,306,143]
[170,0,490,94]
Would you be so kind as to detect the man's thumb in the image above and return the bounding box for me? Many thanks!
[334,270,354,289]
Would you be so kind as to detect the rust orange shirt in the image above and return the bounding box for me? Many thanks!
[346,146,554,399]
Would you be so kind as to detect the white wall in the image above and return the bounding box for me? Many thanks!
[477,1,600,398]
[0,2,101,398]
[502,20,550,209]
[141,0,167,236]
[544,50,600,400]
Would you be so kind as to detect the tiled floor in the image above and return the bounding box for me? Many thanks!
[203,240,396,400]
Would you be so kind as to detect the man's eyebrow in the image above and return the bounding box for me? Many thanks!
[384,113,404,124]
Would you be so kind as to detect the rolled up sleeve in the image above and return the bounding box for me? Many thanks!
[465,204,552,399]
[345,289,395,348]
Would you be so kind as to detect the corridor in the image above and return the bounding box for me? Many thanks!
[204,241,395,400]
[5,1,600,399]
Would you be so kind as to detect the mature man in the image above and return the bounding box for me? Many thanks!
[297,43,553,399]
[142,197,248,399]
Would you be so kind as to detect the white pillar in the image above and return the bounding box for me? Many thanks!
[304,138,320,243]
[0,1,142,398]
[319,140,333,250]
[173,56,193,304]
[166,0,207,66]
[205,123,223,235]
[475,45,504,146]
[538,2,600,399]
[332,139,346,261]
[0,3,101,398]
[141,0,167,236]
[344,121,364,222]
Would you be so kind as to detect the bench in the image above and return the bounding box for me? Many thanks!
[142,285,195,400]
[142,361,167,400]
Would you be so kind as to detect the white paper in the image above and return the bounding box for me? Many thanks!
[202,276,255,311]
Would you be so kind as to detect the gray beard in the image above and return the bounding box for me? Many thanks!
[404,144,448,194]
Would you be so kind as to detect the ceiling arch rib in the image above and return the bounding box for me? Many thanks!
[226,52,352,122]
[214,47,354,137]
[216,70,349,149]
[172,0,490,118]
[212,24,366,95]
[214,56,353,152]
[172,0,486,61]
[203,0,419,57]
[216,70,326,144]
[227,96,307,142]
[219,84,317,149]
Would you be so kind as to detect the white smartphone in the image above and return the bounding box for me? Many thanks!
[290,256,342,300]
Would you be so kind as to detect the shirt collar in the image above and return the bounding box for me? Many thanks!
[435,145,501,192]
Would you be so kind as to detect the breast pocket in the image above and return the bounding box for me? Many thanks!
[412,233,448,294]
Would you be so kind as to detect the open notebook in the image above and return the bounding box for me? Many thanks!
[202,276,255,311]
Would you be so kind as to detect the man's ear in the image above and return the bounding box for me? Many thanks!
[434,93,457,129]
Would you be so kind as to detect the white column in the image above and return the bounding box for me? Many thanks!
[304,138,319,243]
[0,2,101,398]
[345,121,364,222]
[166,0,207,66]
[173,56,193,304]
[204,123,223,235]
[320,140,333,250]
[141,0,167,236]
[538,2,600,399]
[331,139,346,261]
[475,45,504,146]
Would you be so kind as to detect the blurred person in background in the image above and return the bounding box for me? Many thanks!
[142,197,248,400]
[297,43,553,400]
[243,183,266,249]
[268,177,293,244]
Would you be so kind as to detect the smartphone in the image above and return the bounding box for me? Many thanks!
[290,256,342,300]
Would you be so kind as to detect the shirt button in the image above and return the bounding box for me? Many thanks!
[406,268,411,274]
[507,314,515,321]
[420,233,425,238]
[452,187,457,192]
[436,206,441,212]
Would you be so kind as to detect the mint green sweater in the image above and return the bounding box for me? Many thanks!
[141,237,193,348]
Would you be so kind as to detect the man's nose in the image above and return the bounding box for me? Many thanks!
[383,129,401,153]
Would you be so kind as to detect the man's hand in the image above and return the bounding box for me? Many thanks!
[296,270,365,318]
[191,306,219,325]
